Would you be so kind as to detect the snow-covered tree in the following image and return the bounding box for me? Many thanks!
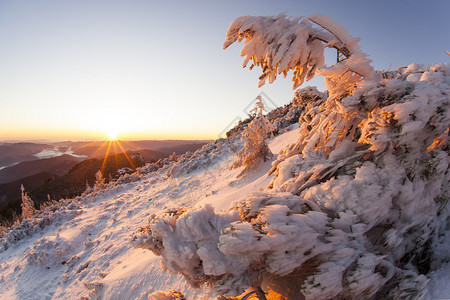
[232,96,275,174]
[132,13,449,300]
[94,170,105,190]
[20,185,35,220]
[223,13,375,99]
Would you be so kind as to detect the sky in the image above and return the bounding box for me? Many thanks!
[0,0,449,141]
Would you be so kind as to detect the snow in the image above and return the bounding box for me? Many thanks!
[428,263,450,299]
[224,13,374,97]
[0,129,299,299]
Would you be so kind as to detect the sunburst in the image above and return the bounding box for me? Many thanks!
[77,132,138,181]
[107,131,118,141]
[99,139,137,175]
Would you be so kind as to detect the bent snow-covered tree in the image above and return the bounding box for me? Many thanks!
[223,14,375,99]
[132,14,449,299]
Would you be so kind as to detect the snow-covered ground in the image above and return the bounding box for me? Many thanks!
[1,124,448,299]
[0,128,297,299]
[1,56,449,298]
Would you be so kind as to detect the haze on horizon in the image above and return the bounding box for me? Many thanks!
[0,0,448,141]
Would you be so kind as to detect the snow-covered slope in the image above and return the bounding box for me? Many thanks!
[0,62,449,299]
[0,125,296,299]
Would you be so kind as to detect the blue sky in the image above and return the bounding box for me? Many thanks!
[0,0,448,141]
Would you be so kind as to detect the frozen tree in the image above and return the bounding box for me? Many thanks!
[232,96,275,174]
[20,185,35,220]
[223,13,375,99]
[133,13,449,300]
[94,170,105,190]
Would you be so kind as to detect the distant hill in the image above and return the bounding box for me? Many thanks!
[0,140,209,167]
[0,171,56,221]
[0,154,83,184]
[67,140,209,158]
[0,150,165,223]
[29,152,148,207]
[0,142,51,168]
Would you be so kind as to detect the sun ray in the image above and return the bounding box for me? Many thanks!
[113,140,119,172]
[117,139,137,150]
[72,140,109,159]
[100,140,113,174]
[115,140,137,171]
[89,140,110,159]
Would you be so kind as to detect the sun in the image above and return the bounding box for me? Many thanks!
[107,131,118,140]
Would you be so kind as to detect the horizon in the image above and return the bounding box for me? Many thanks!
[0,137,213,144]
[1,0,448,141]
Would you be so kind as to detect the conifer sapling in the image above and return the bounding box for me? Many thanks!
[232,96,275,174]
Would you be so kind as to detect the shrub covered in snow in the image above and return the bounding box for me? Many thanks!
[166,139,240,178]
[132,13,449,299]
[1,198,82,252]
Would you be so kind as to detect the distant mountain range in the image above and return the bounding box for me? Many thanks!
[53,140,211,158]
[28,151,150,206]
[0,140,210,169]
[0,154,84,184]
[0,142,52,169]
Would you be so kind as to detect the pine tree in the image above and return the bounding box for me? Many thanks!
[20,185,35,220]
[233,96,275,174]
[94,170,105,190]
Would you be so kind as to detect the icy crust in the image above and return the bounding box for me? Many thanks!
[0,177,143,253]
[133,63,449,299]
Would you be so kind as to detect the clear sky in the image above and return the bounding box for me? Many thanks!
[0,0,448,141]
